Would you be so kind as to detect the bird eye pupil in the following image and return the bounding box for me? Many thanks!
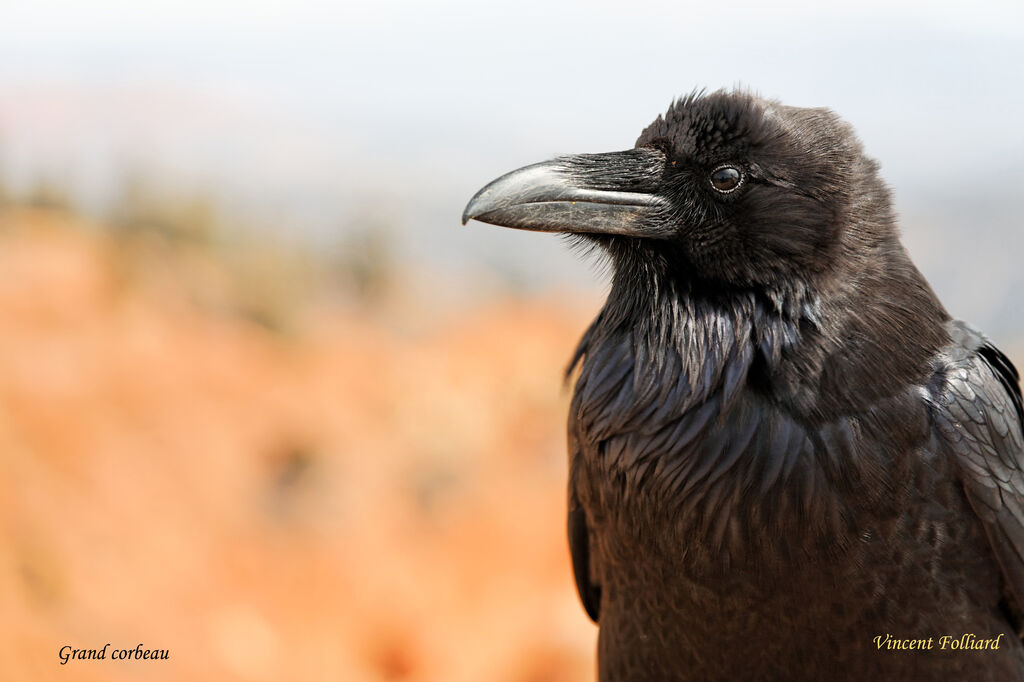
[710,166,742,192]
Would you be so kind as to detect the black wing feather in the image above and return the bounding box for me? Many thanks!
[569,501,600,622]
[568,380,602,623]
[935,321,1024,630]
[978,342,1024,428]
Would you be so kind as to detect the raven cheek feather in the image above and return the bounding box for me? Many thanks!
[461,90,1024,681]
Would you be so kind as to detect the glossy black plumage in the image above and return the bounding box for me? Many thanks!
[463,90,1024,680]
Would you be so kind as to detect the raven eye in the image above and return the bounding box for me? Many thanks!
[710,166,742,193]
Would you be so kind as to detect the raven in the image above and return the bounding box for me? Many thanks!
[462,90,1024,680]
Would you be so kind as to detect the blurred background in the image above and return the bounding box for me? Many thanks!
[1,1,1021,680]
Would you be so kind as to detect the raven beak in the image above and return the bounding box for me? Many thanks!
[462,148,672,237]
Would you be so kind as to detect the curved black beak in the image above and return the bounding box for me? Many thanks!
[462,148,672,237]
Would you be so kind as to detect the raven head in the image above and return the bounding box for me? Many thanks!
[463,90,882,291]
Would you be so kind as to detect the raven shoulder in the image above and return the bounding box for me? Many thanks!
[929,320,1024,632]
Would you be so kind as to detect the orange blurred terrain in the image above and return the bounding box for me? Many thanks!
[0,209,598,681]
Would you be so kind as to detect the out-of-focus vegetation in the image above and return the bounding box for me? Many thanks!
[0,172,600,681]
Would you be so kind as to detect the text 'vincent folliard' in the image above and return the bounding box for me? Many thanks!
[874,634,1006,651]
[59,644,169,664]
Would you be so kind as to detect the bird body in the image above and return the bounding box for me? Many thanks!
[569,286,1021,680]
[463,90,1024,680]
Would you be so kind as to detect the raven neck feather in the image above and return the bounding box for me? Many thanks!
[570,258,813,423]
